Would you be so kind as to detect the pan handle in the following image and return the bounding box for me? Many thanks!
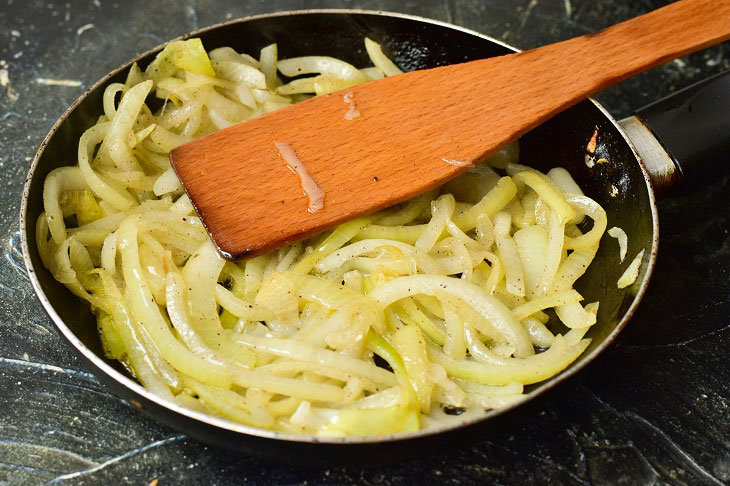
[620,69,730,195]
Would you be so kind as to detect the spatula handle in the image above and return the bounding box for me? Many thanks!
[520,0,730,103]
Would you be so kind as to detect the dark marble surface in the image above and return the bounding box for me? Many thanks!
[2,0,730,484]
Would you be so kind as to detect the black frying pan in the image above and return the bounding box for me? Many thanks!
[19,10,730,464]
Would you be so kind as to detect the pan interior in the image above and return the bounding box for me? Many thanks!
[23,11,655,441]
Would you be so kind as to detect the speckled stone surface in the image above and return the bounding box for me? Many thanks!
[2,0,730,484]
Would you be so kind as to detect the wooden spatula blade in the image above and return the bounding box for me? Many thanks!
[171,58,538,258]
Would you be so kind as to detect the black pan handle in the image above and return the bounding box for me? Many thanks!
[632,69,730,189]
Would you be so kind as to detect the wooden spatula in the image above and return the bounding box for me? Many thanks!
[171,0,730,259]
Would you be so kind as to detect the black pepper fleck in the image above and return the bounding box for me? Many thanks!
[443,406,466,416]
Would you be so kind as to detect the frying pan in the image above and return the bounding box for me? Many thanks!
[19,10,730,464]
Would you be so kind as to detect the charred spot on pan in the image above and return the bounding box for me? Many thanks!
[443,406,466,416]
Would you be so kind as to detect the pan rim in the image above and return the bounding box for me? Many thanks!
[20,8,659,446]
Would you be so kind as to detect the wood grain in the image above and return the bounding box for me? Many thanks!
[171,0,730,259]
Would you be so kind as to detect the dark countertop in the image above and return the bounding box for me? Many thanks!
[2,0,729,484]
